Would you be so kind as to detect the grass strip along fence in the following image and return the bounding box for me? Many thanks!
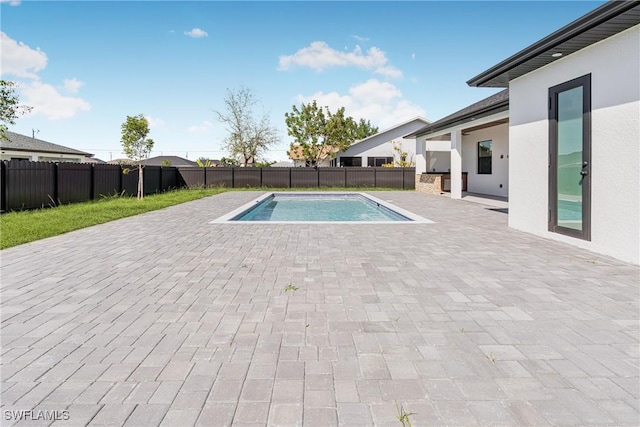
[1,160,415,212]
[0,188,227,249]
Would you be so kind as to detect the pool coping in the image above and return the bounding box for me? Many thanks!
[209,192,434,224]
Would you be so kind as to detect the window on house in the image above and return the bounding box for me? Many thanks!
[367,157,394,167]
[340,157,362,167]
[478,141,492,174]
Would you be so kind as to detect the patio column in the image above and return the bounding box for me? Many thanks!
[450,129,462,199]
[415,137,426,174]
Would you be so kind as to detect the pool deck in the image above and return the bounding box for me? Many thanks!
[1,191,638,426]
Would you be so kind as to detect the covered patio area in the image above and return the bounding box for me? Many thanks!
[407,90,510,201]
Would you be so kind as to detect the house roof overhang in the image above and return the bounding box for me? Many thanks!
[467,1,640,88]
[404,89,509,139]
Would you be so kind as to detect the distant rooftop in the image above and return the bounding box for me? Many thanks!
[1,131,92,157]
[145,155,199,167]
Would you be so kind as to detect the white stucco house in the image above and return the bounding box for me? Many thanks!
[289,117,430,167]
[417,2,638,264]
[406,91,509,198]
[1,131,93,163]
[334,117,430,167]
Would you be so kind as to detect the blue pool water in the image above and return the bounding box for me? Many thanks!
[232,193,411,222]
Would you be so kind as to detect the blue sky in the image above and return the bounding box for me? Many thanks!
[2,0,603,162]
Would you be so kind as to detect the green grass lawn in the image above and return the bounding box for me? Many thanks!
[0,188,227,249]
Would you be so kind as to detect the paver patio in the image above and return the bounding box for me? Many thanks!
[1,191,638,426]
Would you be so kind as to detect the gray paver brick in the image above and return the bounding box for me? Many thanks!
[268,403,303,426]
[123,403,169,426]
[2,191,638,426]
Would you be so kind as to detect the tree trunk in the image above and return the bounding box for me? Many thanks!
[138,164,143,199]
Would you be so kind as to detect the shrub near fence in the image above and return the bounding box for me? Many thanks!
[1,160,415,212]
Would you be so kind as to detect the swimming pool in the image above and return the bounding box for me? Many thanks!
[211,193,433,224]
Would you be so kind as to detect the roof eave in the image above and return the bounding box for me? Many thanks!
[406,101,509,139]
[1,146,92,156]
[467,1,640,88]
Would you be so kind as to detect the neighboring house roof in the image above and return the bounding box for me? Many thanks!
[467,1,640,88]
[288,145,339,161]
[84,157,106,164]
[1,131,92,157]
[272,161,294,167]
[348,116,431,148]
[405,90,509,138]
[145,155,199,167]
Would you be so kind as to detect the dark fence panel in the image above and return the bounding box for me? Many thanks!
[233,168,262,188]
[4,161,56,210]
[261,168,290,188]
[291,168,318,188]
[144,166,162,195]
[57,163,93,204]
[375,168,403,189]
[178,167,205,188]
[1,163,417,213]
[93,164,121,197]
[403,168,416,189]
[318,168,346,187]
[345,168,375,187]
[161,167,178,191]
[121,167,139,196]
[205,168,233,187]
[0,161,5,212]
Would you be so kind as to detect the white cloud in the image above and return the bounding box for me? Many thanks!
[0,0,21,6]
[146,116,166,129]
[375,66,403,79]
[184,28,208,38]
[278,41,402,78]
[62,78,84,94]
[296,79,425,129]
[21,81,91,120]
[187,120,213,134]
[0,32,47,78]
[352,35,369,42]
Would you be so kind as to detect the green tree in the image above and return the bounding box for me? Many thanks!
[196,157,215,167]
[214,87,279,166]
[0,80,32,141]
[219,157,239,167]
[285,101,361,167]
[354,118,378,140]
[121,114,154,199]
[161,159,172,167]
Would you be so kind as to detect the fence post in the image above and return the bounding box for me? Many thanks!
[0,161,5,213]
[289,167,292,188]
[90,164,95,200]
[402,167,405,190]
[373,167,377,187]
[53,162,59,206]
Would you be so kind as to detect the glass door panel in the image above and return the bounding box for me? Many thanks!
[556,86,583,230]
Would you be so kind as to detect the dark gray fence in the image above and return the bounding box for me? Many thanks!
[1,160,414,212]
[1,161,180,212]
[174,167,415,190]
